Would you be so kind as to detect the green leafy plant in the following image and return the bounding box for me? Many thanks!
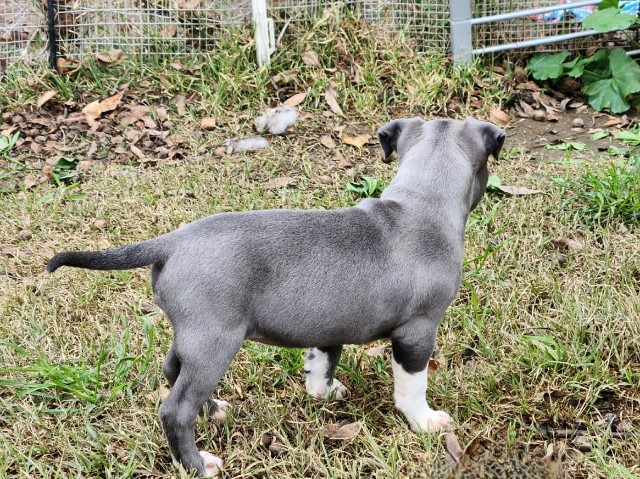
[583,1,639,32]
[615,125,640,146]
[346,176,385,197]
[485,174,502,191]
[51,157,82,184]
[546,141,587,151]
[528,2,640,113]
[0,132,20,155]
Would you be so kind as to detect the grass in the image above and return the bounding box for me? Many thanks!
[1,11,639,479]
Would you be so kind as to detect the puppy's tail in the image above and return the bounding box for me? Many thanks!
[47,239,168,273]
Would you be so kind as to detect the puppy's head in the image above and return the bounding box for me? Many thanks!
[377,116,505,211]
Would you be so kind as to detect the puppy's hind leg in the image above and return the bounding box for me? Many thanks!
[304,346,347,399]
[160,327,244,478]
[164,344,230,422]
[391,326,452,433]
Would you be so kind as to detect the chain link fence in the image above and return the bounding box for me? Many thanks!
[0,1,630,72]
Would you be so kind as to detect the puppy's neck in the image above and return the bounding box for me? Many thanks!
[381,149,472,228]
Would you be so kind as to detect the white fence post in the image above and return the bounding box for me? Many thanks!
[450,0,473,66]
[253,0,275,67]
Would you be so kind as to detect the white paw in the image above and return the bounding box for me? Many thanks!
[199,451,223,477]
[308,379,348,400]
[409,409,452,433]
[210,399,231,423]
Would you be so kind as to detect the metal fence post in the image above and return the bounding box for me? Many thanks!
[253,0,275,67]
[450,0,473,66]
[47,0,57,70]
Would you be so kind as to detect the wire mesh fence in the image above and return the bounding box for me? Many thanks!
[472,0,623,53]
[0,1,631,73]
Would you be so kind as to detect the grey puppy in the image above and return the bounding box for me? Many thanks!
[47,117,505,477]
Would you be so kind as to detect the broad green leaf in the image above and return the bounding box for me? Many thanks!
[586,78,630,113]
[615,128,640,145]
[591,129,610,140]
[529,51,570,80]
[53,157,79,172]
[545,141,586,151]
[608,48,640,97]
[487,175,502,190]
[598,0,619,9]
[562,57,584,77]
[581,49,611,85]
[585,49,640,113]
[583,8,638,32]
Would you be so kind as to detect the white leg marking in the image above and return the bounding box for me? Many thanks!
[210,399,231,423]
[172,452,223,477]
[304,348,347,400]
[199,451,223,477]
[392,357,451,433]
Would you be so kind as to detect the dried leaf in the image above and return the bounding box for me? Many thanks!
[268,441,286,456]
[495,185,542,195]
[444,431,464,464]
[23,174,38,189]
[120,105,151,126]
[320,135,336,149]
[616,419,633,433]
[1,247,19,257]
[82,90,125,125]
[200,117,217,130]
[56,57,81,75]
[95,49,125,64]
[490,108,510,127]
[272,69,298,85]
[284,92,307,107]
[364,343,386,357]
[427,358,439,373]
[341,132,370,149]
[322,421,362,440]
[603,117,623,127]
[301,50,322,68]
[546,112,560,122]
[130,144,146,160]
[571,435,593,452]
[177,0,202,9]
[552,237,583,251]
[92,219,107,230]
[162,23,178,38]
[145,386,171,402]
[36,90,57,108]
[518,100,535,117]
[324,83,344,116]
[263,176,296,189]
[317,175,333,185]
[520,81,539,91]
[173,95,186,117]
[156,107,169,121]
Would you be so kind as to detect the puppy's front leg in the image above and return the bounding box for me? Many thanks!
[391,338,452,433]
[304,346,348,399]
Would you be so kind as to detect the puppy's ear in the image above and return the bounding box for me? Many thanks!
[377,117,423,163]
[490,127,506,160]
[465,117,506,160]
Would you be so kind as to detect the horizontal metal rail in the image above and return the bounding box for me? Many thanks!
[469,0,601,26]
[472,29,600,55]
